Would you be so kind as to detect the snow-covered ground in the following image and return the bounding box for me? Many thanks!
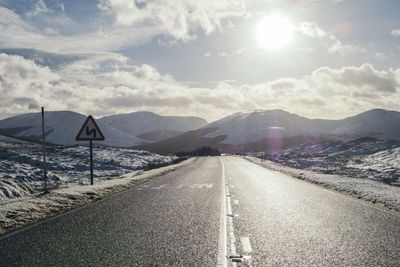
[0,135,177,199]
[250,138,400,186]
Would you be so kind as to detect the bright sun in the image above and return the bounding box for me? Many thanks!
[256,14,294,51]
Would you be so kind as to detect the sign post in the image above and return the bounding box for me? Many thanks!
[76,115,105,185]
[41,107,47,191]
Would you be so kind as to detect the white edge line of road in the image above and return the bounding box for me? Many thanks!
[217,157,228,267]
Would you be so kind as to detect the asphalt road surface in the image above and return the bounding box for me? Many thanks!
[1,156,399,266]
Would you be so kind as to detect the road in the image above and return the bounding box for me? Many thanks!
[0,156,399,266]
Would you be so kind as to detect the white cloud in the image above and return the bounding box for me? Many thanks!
[0,1,248,52]
[0,7,161,53]
[100,0,248,41]
[1,52,400,121]
[0,53,60,115]
[391,29,400,37]
[25,0,50,18]
[373,52,387,61]
[217,48,247,57]
[299,21,366,56]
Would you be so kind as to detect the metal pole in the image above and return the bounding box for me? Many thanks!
[90,140,94,185]
[41,107,47,191]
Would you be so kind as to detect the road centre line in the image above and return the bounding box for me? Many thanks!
[226,184,238,266]
[241,237,252,253]
[217,158,228,267]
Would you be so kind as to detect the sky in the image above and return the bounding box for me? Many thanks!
[0,0,400,122]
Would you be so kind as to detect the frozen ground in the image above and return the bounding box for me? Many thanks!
[250,138,400,186]
[0,135,177,199]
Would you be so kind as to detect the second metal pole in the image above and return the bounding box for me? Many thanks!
[90,140,94,185]
[90,140,93,185]
[41,107,47,191]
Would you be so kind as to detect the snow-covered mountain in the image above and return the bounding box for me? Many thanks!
[0,111,145,146]
[204,110,316,145]
[98,111,207,141]
[319,109,400,140]
[1,108,399,150]
[0,111,207,146]
[136,109,400,154]
[204,109,400,144]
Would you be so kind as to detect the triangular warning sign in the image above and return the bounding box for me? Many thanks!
[76,115,105,141]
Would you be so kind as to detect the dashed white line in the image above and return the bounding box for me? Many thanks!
[226,184,238,261]
[217,158,228,267]
[152,184,166,190]
[241,237,252,253]
[191,183,214,189]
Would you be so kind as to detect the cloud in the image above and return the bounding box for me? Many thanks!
[217,48,247,57]
[25,0,50,18]
[313,64,398,93]
[299,21,366,55]
[1,52,400,121]
[100,0,248,41]
[391,29,400,37]
[373,52,387,62]
[0,7,161,52]
[0,53,60,115]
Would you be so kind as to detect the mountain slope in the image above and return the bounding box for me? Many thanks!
[98,111,207,141]
[0,111,208,146]
[326,109,400,140]
[135,109,400,153]
[0,111,145,146]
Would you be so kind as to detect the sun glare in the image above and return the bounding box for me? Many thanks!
[256,14,294,51]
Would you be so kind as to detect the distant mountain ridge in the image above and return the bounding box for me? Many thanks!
[135,109,400,154]
[0,111,207,146]
[98,111,207,141]
[1,108,399,152]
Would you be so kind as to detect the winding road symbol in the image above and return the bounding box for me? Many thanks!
[76,115,105,141]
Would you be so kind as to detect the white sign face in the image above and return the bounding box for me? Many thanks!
[76,115,105,141]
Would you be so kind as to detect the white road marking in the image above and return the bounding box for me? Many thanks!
[233,200,239,205]
[217,158,227,267]
[152,184,166,190]
[226,184,238,264]
[136,184,150,190]
[191,183,213,189]
[241,237,252,253]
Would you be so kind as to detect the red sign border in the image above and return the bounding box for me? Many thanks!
[75,115,105,141]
